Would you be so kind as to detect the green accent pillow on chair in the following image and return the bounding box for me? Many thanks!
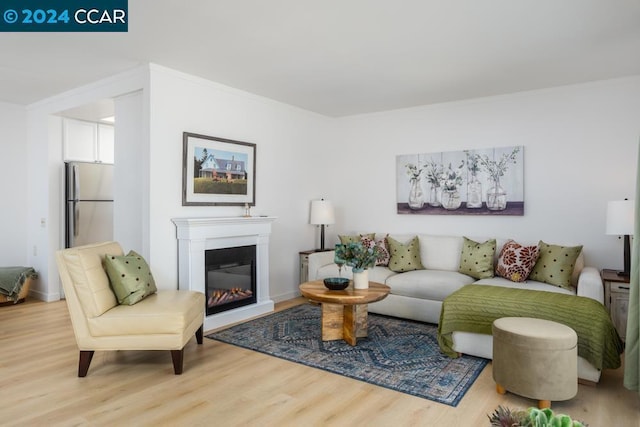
[104,250,158,305]
[458,237,496,279]
[387,236,424,273]
[529,241,582,290]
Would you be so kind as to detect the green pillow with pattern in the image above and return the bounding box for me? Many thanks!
[529,241,582,290]
[458,237,496,279]
[338,233,375,245]
[387,236,424,272]
[104,250,157,305]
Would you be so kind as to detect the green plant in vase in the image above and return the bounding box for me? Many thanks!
[334,241,385,289]
[464,150,483,208]
[476,147,520,211]
[334,241,383,272]
[405,163,425,210]
[424,159,444,207]
[440,161,465,210]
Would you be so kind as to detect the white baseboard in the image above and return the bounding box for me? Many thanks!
[271,289,301,303]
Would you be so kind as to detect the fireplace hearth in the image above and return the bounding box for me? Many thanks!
[172,216,276,331]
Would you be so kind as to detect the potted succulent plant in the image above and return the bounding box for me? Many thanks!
[488,406,587,427]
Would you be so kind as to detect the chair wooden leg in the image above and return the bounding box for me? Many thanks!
[195,324,203,344]
[171,349,184,375]
[496,383,506,395]
[78,350,94,377]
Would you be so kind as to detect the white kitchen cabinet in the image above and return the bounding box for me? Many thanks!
[97,123,115,164]
[63,118,114,164]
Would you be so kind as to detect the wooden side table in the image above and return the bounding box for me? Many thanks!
[602,269,630,340]
[299,249,332,283]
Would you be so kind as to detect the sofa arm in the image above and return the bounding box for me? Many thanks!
[576,266,604,304]
[308,250,336,281]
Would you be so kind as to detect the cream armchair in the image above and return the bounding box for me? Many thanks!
[56,241,205,377]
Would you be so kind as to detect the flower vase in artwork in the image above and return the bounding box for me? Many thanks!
[486,179,507,210]
[441,189,462,210]
[466,174,482,208]
[408,178,424,210]
[428,184,441,207]
[352,268,369,289]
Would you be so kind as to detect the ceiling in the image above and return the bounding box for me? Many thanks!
[2,1,640,117]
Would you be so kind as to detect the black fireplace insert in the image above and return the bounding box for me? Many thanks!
[205,245,257,315]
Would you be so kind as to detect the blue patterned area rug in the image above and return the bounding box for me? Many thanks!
[206,303,488,406]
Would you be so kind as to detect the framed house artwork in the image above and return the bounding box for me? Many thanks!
[182,132,256,206]
[396,146,524,216]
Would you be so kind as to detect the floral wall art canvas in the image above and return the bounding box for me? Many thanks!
[396,146,524,215]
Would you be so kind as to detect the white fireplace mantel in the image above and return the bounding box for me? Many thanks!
[172,216,276,331]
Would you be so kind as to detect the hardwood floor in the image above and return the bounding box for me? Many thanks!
[1,297,638,426]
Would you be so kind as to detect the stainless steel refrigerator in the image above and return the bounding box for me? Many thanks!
[65,162,114,248]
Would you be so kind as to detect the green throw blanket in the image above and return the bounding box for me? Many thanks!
[0,267,37,301]
[437,285,624,370]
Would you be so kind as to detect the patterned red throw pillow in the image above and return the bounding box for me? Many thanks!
[361,235,390,266]
[496,240,540,282]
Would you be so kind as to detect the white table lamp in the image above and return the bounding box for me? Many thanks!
[310,199,335,251]
[606,199,635,277]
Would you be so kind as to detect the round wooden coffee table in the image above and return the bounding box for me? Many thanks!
[299,280,390,346]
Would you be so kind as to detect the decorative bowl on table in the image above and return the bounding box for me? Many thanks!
[323,277,349,290]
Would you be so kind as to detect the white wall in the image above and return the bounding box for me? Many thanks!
[147,65,334,302]
[0,102,28,264]
[327,77,640,270]
[113,91,146,254]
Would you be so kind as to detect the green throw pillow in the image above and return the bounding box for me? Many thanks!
[338,233,375,245]
[387,236,424,273]
[458,237,496,279]
[528,241,582,290]
[104,250,157,305]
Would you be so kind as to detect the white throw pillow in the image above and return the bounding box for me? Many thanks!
[418,234,464,271]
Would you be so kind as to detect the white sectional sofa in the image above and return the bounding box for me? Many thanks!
[307,234,606,383]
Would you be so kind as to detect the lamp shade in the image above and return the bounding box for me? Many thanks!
[309,200,335,225]
[606,200,635,235]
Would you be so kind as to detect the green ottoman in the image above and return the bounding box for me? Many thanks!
[492,317,578,409]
